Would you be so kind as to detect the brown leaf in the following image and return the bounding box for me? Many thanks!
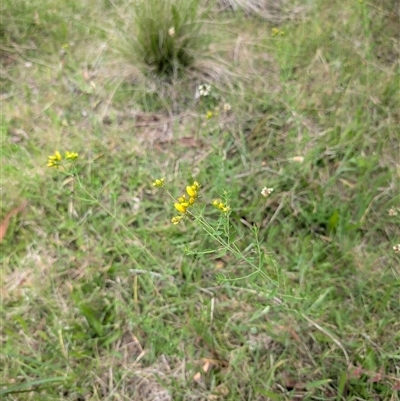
[193,371,202,383]
[0,202,27,243]
[178,137,203,147]
[202,360,212,373]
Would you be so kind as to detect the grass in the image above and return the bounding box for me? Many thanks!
[116,0,210,77]
[1,0,399,400]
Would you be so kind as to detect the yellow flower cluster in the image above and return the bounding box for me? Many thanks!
[47,151,62,168]
[272,28,285,37]
[152,178,165,188]
[212,199,230,214]
[172,181,200,224]
[47,150,78,168]
[65,151,78,161]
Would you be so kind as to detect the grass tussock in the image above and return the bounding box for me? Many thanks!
[115,0,216,79]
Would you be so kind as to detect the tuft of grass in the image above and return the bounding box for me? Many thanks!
[116,0,213,78]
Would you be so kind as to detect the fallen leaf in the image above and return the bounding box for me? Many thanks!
[202,360,212,373]
[179,137,203,147]
[193,371,202,383]
[0,202,27,243]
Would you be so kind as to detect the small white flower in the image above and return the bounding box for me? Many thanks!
[168,27,175,37]
[388,207,398,216]
[223,103,231,112]
[393,244,400,254]
[261,187,274,197]
[198,84,211,97]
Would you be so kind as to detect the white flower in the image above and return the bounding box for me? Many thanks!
[261,187,274,197]
[388,207,398,216]
[168,27,175,37]
[223,103,231,112]
[198,84,211,97]
[393,244,400,254]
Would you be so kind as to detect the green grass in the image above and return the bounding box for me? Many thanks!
[1,0,399,400]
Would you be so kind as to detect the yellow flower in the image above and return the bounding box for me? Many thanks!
[186,185,197,198]
[152,178,165,188]
[174,203,187,214]
[50,151,62,161]
[206,111,214,119]
[171,215,183,225]
[172,181,201,220]
[47,151,62,168]
[272,28,284,37]
[65,151,78,161]
[212,199,230,214]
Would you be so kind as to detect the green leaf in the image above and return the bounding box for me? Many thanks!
[255,389,281,400]
[0,377,66,396]
[308,287,334,311]
[328,209,339,232]
[171,5,180,29]
[79,304,103,337]
[305,379,332,389]
[337,371,347,400]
